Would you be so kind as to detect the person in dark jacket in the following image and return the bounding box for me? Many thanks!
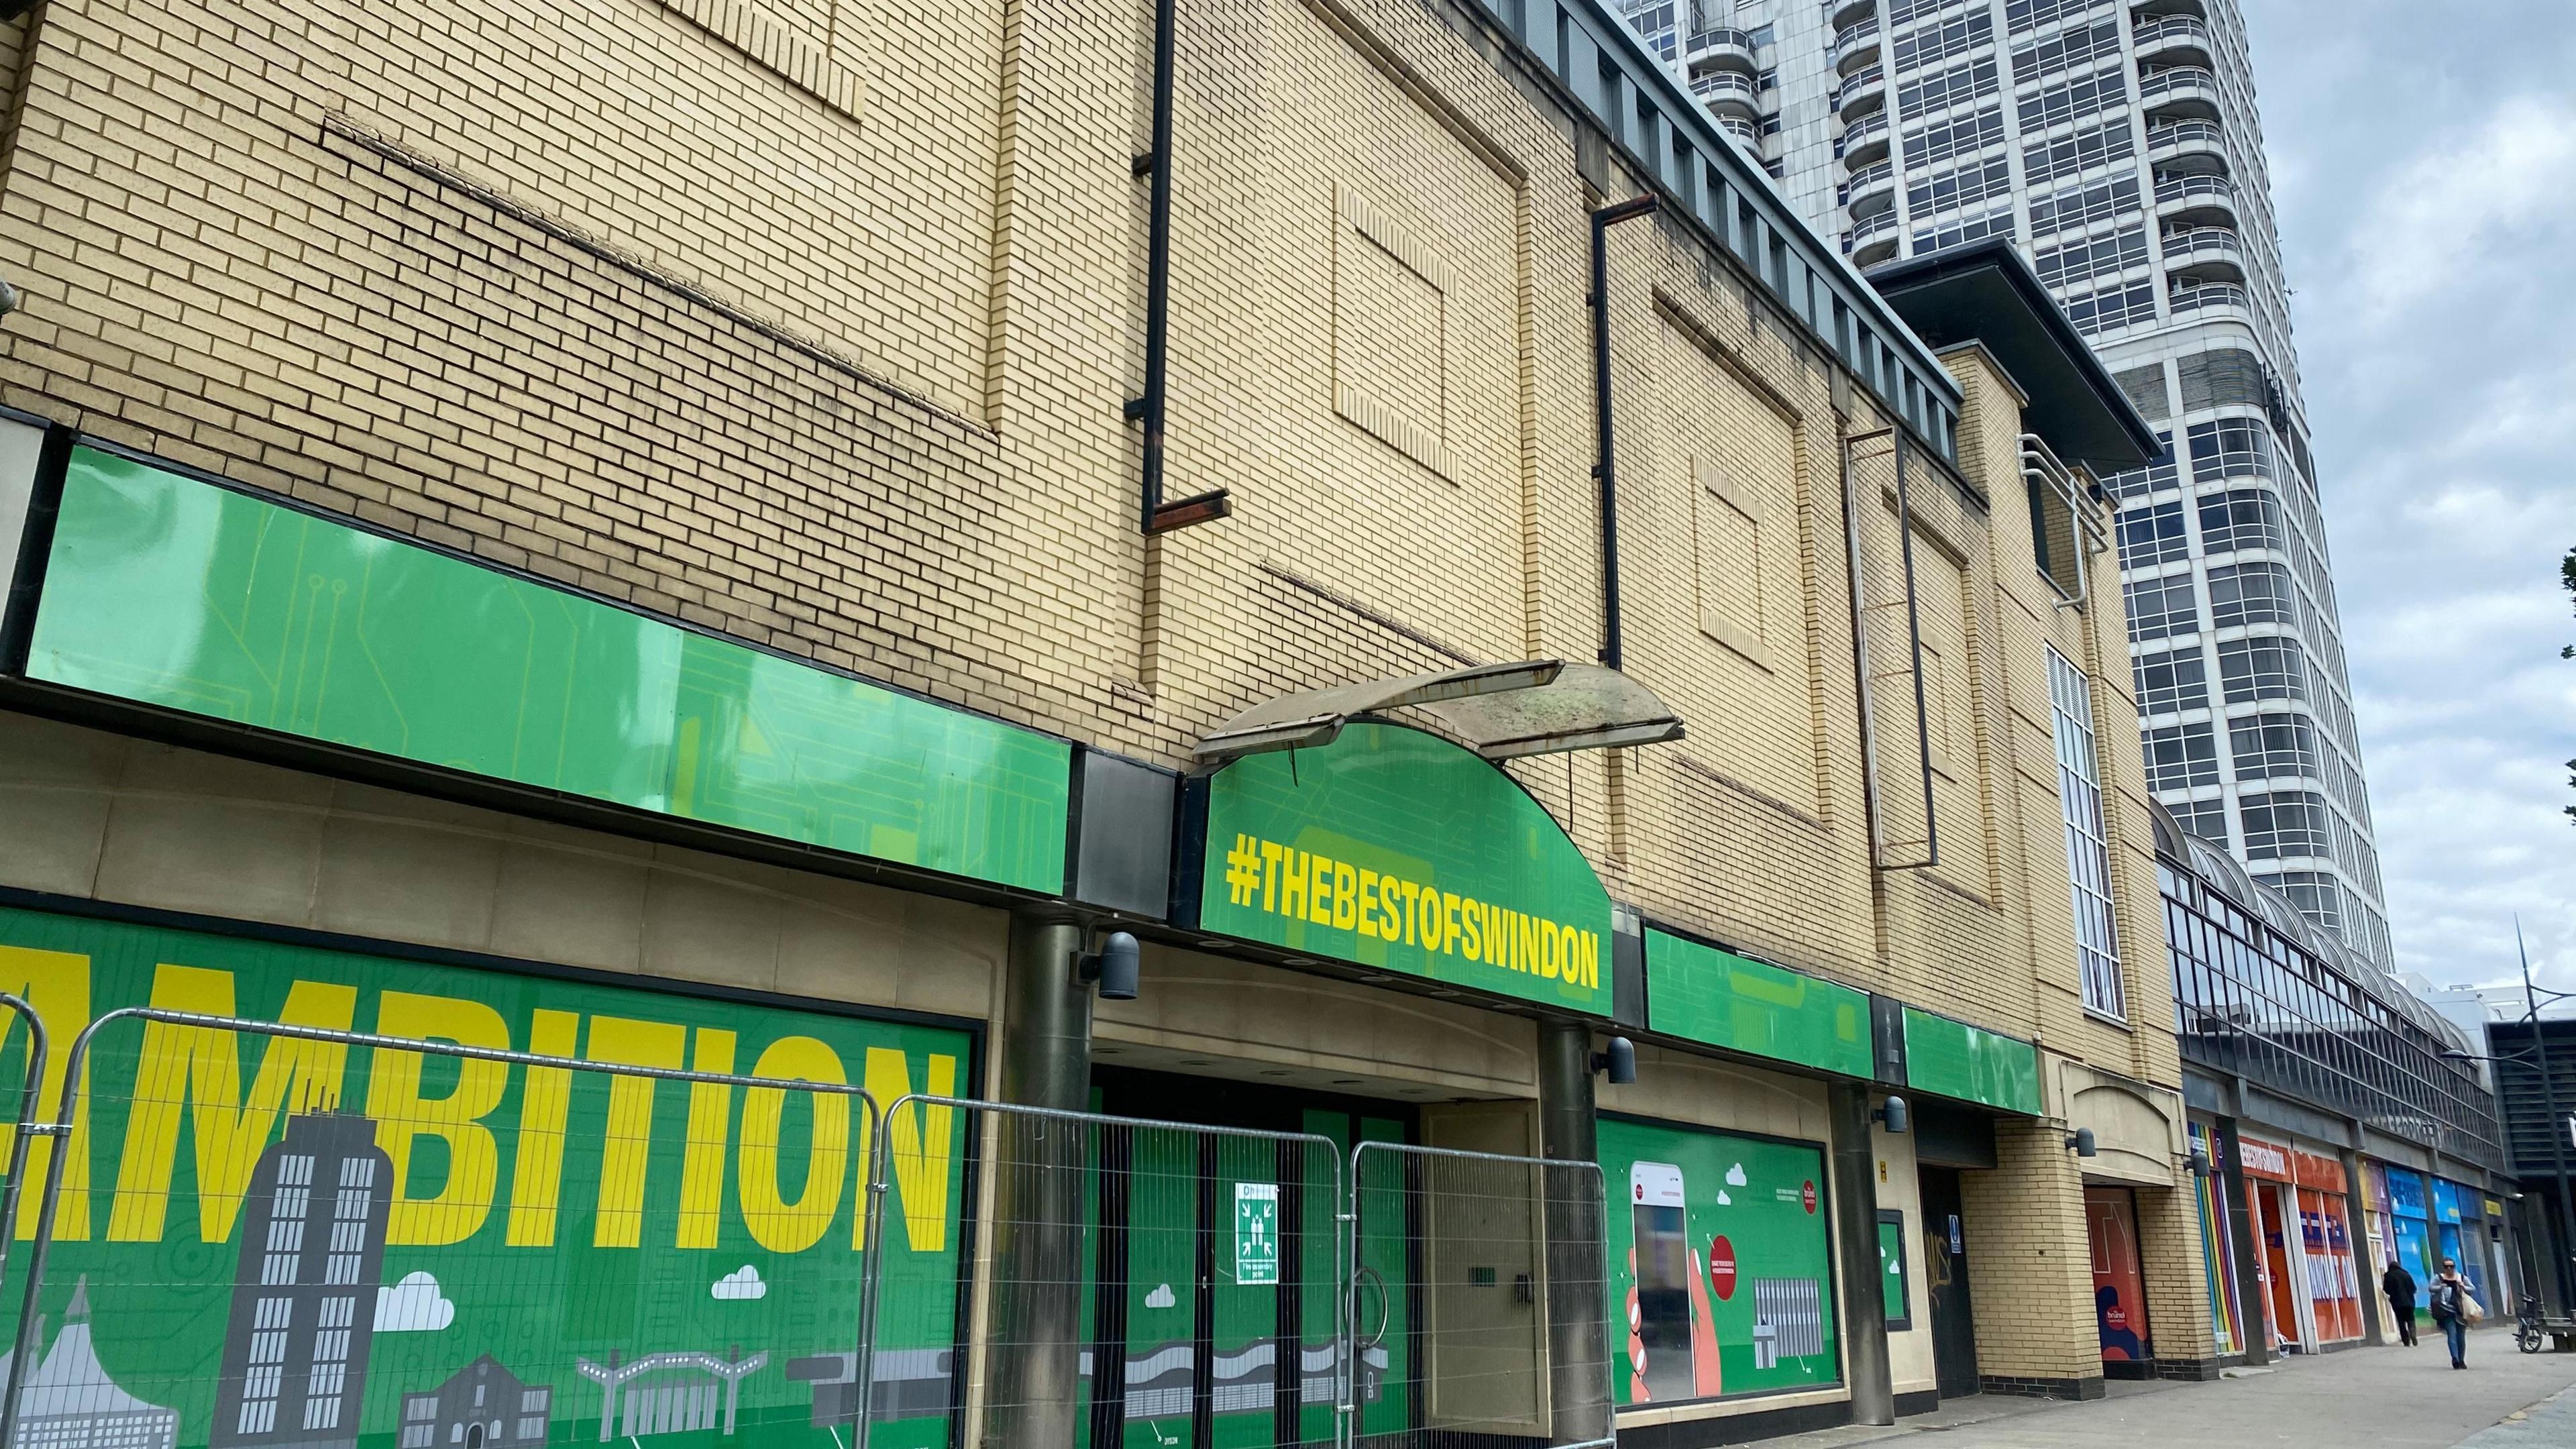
[2381,1259,2418,1346]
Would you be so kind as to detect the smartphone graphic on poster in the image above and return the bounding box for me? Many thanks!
[1631,1161,1696,1403]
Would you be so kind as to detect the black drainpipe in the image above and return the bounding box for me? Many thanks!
[1126,0,1230,535]
[1589,194,1659,669]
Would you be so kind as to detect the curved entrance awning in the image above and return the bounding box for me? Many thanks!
[1191,660,1684,765]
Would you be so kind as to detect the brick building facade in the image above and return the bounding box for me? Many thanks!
[0,0,2216,1440]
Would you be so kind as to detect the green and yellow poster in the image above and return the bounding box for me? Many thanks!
[1599,1117,1839,1407]
[0,906,972,1449]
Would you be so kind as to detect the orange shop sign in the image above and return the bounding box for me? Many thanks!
[2239,1136,2292,1182]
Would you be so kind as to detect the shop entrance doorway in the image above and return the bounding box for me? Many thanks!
[2252,1183,2314,1353]
[1920,1167,1980,1399]
[1081,1067,1419,1449]
[2084,1187,2153,1365]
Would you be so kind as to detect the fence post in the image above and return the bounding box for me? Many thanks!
[0,994,48,1294]
[1538,1022,1611,1444]
[981,914,1093,1444]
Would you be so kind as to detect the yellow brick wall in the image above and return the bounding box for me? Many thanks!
[0,0,2176,1095]
[1960,1116,2101,1385]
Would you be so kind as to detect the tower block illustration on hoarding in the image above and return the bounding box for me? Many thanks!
[211,1113,394,1449]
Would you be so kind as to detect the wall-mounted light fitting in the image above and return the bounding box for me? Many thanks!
[1077,931,1141,1002]
[2064,1128,2098,1159]
[1593,1036,1637,1086]
[1872,1094,1909,1135]
[2186,1146,2213,1179]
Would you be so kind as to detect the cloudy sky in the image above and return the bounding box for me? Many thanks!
[2241,3,2576,1002]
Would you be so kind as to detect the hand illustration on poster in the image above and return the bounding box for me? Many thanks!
[1621,1240,1722,1403]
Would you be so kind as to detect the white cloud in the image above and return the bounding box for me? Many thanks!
[710,1265,767,1301]
[1725,1164,1748,1187]
[1714,1191,1732,1207]
[375,1271,454,1332]
[2240,1,2576,1000]
[1145,1283,1177,1310]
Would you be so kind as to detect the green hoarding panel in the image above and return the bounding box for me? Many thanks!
[1599,1117,1839,1406]
[0,904,973,1448]
[25,447,1071,894]
[1644,930,1872,1080]
[1900,1006,2042,1116]
[1195,721,1613,1016]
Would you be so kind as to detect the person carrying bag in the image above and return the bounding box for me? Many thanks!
[2428,1258,2483,1368]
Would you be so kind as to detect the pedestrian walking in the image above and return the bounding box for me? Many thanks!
[2381,1258,2418,1347]
[2426,1258,2483,1368]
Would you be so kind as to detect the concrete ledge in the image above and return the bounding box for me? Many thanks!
[1979,1373,2108,1400]
[1611,1399,1856,1446]
[1894,1389,1941,1417]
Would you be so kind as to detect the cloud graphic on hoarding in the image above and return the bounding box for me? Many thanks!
[1146,1283,1177,1309]
[374,1272,455,1332]
[1725,1164,1748,1187]
[711,1265,767,1301]
[1715,1191,1732,1206]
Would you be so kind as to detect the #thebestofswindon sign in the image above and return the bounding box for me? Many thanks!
[1191,722,1614,1016]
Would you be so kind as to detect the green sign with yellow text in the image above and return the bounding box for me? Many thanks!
[0,906,974,1449]
[1193,722,1612,1015]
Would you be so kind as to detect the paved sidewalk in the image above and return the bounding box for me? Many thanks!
[1761,1332,2576,1448]
[2453,1384,2576,1447]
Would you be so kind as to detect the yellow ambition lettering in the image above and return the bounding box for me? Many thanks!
[16,955,961,1253]
[1217,833,1601,989]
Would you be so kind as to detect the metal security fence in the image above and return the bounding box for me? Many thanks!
[0,1008,892,1449]
[875,1097,1348,1448]
[1348,1143,1612,1449]
[0,1004,1617,1449]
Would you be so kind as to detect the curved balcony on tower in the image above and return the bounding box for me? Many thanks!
[2132,0,2208,19]
[1716,113,1762,150]
[1836,64,1886,121]
[2149,119,2230,176]
[2139,64,2222,122]
[2132,15,2213,68]
[1839,109,1890,170]
[1686,24,1761,72]
[1832,0,1878,29]
[2167,279,2251,323]
[1841,160,1896,221]
[1831,18,1882,76]
[1690,67,1766,121]
[2163,225,2246,284]
[2155,172,2239,229]
[1845,209,1899,268]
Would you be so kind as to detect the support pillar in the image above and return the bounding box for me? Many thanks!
[2214,1118,2271,1366]
[2340,1145,2385,1346]
[1538,1021,1611,1444]
[983,913,1091,1445]
[1829,1083,1895,1425]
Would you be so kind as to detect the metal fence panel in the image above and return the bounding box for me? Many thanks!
[873,1097,1345,1448]
[0,1010,898,1449]
[1348,1143,1611,1449]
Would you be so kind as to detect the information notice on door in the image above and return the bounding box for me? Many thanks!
[1235,1182,1281,1285]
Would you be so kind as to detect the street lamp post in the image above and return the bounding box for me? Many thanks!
[2448,925,2576,1312]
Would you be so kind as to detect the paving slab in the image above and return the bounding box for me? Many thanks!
[1757,1331,2576,1449]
